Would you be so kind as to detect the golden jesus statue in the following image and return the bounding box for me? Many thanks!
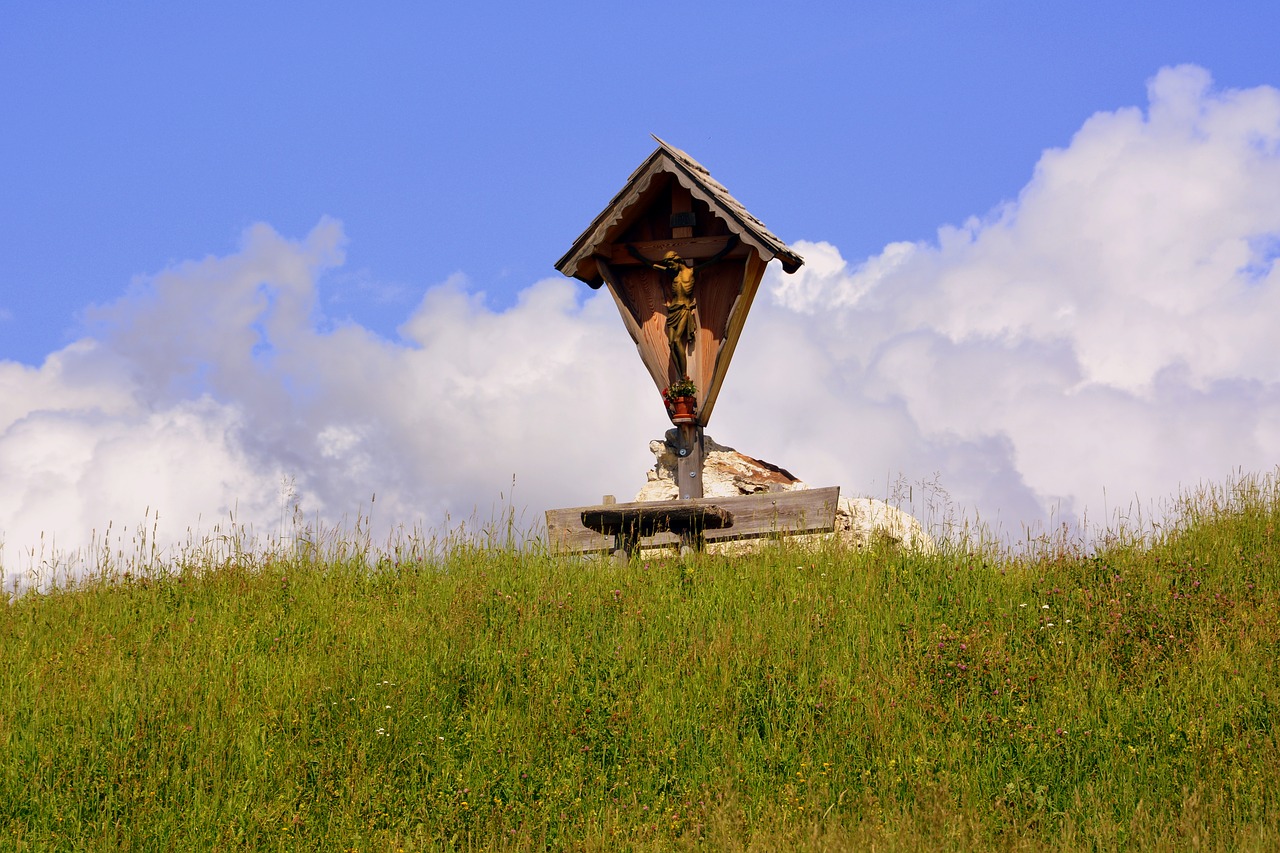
[628,235,739,380]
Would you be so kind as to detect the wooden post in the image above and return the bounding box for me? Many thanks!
[674,424,704,500]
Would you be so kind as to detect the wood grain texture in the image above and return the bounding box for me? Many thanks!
[690,259,743,424]
[699,249,765,424]
[597,259,668,390]
[605,238,750,265]
[619,269,677,386]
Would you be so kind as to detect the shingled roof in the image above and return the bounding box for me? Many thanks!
[556,136,804,287]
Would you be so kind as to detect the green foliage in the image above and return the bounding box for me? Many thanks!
[663,378,697,400]
[2,476,1279,850]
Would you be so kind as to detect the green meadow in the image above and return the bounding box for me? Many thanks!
[2,475,1278,851]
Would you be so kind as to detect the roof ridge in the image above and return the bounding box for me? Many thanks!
[556,139,804,284]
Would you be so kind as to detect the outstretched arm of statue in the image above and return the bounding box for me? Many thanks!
[626,243,661,269]
[629,236,737,272]
[691,234,740,270]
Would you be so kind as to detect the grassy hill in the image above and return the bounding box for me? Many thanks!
[2,476,1278,851]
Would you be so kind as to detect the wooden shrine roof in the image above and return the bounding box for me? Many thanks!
[556,136,804,287]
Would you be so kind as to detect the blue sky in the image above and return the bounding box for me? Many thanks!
[6,3,1280,576]
[7,2,1278,362]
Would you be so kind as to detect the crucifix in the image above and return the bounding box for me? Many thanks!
[623,233,741,497]
[546,137,839,556]
[626,234,740,382]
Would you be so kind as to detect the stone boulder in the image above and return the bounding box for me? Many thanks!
[636,432,935,555]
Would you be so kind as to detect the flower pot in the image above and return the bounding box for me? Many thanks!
[669,396,697,424]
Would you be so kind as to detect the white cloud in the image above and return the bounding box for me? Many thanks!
[731,64,1280,533]
[1,220,658,586]
[5,64,1280,583]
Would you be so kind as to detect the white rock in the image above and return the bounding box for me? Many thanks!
[635,433,806,502]
[832,496,935,555]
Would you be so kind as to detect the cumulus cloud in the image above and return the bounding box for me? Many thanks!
[4,64,1280,582]
[0,220,658,584]
[728,64,1280,533]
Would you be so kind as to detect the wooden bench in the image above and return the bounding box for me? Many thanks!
[546,487,840,556]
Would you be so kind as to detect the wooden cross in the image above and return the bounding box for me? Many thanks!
[556,137,804,497]
[548,138,833,555]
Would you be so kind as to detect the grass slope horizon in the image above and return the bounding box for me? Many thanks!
[1,472,1277,850]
